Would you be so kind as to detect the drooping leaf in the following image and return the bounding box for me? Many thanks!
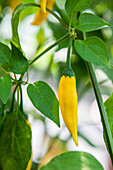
[11,3,26,48]
[74,36,110,68]
[65,0,92,15]
[27,81,60,127]
[11,2,37,48]
[0,75,12,104]
[0,110,32,170]
[104,94,113,156]
[40,151,104,170]
[11,42,29,74]
[0,42,11,64]
[19,0,36,20]
[76,13,111,32]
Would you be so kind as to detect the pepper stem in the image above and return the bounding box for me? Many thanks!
[63,39,75,77]
[66,39,72,70]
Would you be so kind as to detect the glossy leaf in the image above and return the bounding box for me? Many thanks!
[27,81,60,127]
[0,110,32,170]
[104,94,113,156]
[74,36,110,68]
[65,0,92,15]
[76,13,111,32]
[0,75,12,104]
[11,42,29,74]
[40,151,104,170]
[0,42,11,64]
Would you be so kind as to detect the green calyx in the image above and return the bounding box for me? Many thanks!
[63,39,75,78]
[63,65,75,77]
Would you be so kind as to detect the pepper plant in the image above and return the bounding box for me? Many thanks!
[0,0,113,169]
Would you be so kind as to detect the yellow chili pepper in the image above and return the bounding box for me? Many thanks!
[58,75,78,146]
[40,0,47,13]
[31,0,56,25]
[58,40,78,146]
[10,0,21,10]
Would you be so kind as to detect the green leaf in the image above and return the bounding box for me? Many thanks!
[0,110,32,170]
[76,13,111,32]
[65,0,92,15]
[11,3,26,48]
[74,36,110,68]
[11,42,29,74]
[19,0,36,20]
[27,81,60,127]
[0,42,11,64]
[104,94,113,156]
[11,3,37,49]
[40,151,104,170]
[0,75,12,104]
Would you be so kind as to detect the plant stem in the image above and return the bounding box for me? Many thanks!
[83,32,113,163]
[26,71,29,83]
[10,85,18,112]
[86,62,113,163]
[46,8,69,30]
[19,85,23,113]
[66,39,72,69]
[24,3,69,30]
[69,13,73,33]
[16,86,20,109]
[29,33,70,65]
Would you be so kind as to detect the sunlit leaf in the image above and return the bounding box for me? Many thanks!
[40,151,104,170]
[75,36,110,68]
[27,81,60,127]
[65,0,92,15]
[76,13,111,32]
